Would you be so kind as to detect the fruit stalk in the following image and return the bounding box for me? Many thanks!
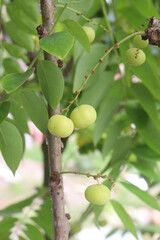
[56,171,115,185]
[40,1,70,239]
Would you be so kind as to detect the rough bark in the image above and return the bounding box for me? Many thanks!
[40,1,70,239]
[42,139,49,187]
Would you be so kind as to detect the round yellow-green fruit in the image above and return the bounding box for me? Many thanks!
[98,220,107,227]
[70,104,97,129]
[125,48,146,66]
[84,184,111,205]
[83,26,95,43]
[48,115,74,138]
[133,35,149,49]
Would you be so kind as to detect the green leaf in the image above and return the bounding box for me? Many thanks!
[121,181,160,211]
[59,0,96,22]
[0,188,46,217]
[131,83,159,128]
[63,19,90,53]
[14,0,39,23]
[0,194,38,217]
[103,161,124,189]
[58,0,80,2]
[126,100,148,129]
[19,237,26,240]
[6,117,25,153]
[132,145,160,162]
[39,32,74,59]
[32,197,53,239]
[130,62,160,101]
[102,120,125,158]
[105,228,119,238]
[128,0,158,18]
[2,42,28,62]
[0,217,16,240]
[108,136,132,169]
[20,90,48,134]
[143,47,159,72]
[93,205,104,227]
[2,68,35,93]
[73,43,109,92]
[7,1,37,35]
[139,120,160,154]
[10,102,29,134]
[119,7,146,29]
[0,120,23,174]
[3,58,22,74]
[131,162,160,181]
[37,60,64,109]
[80,71,114,109]
[4,21,34,51]
[0,102,10,124]
[25,224,45,240]
[127,101,160,154]
[110,200,138,239]
[94,80,123,145]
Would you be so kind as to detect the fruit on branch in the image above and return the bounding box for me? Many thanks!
[83,26,95,43]
[70,104,97,129]
[125,48,146,66]
[133,35,149,48]
[84,184,111,205]
[48,115,74,138]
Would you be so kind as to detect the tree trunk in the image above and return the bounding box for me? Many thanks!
[40,1,70,239]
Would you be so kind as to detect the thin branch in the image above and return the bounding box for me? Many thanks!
[57,171,115,185]
[48,3,68,36]
[55,4,110,33]
[62,31,144,113]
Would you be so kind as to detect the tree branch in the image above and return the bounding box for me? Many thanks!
[40,1,70,239]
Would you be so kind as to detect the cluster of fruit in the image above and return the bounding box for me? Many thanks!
[125,35,149,66]
[48,104,97,138]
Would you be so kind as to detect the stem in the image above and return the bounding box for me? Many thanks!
[62,31,144,113]
[100,0,128,97]
[48,3,68,36]
[28,49,42,70]
[0,89,9,102]
[57,171,114,182]
[42,139,49,187]
[55,4,110,33]
[40,1,70,240]
[100,0,119,59]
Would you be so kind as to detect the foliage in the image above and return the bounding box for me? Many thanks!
[0,0,160,239]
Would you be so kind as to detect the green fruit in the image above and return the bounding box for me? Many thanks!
[83,26,95,43]
[70,104,97,129]
[84,184,111,205]
[125,48,146,66]
[133,35,149,48]
[98,220,107,227]
[48,115,74,138]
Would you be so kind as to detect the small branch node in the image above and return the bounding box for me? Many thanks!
[65,213,71,220]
